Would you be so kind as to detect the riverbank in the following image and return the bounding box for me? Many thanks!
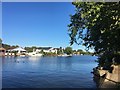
[93,65,120,88]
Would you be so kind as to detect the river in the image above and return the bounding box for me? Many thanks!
[2,55,98,88]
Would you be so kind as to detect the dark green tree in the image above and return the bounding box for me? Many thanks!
[24,46,36,52]
[2,43,19,50]
[68,2,120,68]
[64,47,73,55]
[0,38,2,47]
[57,47,63,55]
[40,49,44,54]
[77,49,85,54]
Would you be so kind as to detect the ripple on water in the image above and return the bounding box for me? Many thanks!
[2,55,98,88]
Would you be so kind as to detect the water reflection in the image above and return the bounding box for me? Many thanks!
[28,56,41,61]
[56,57,73,70]
[2,55,98,88]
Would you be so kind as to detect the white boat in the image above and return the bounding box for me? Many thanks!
[58,54,72,57]
[27,49,43,57]
[28,52,42,57]
[20,55,26,57]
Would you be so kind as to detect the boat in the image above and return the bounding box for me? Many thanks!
[27,49,42,57]
[20,55,26,57]
[58,54,72,57]
[28,52,42,57]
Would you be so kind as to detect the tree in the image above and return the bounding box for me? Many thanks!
[40,49,44,54]
[64,47,73,55]
[57,47,63,55]
[24,46,37,52]
[2,43,19,50]
[77,49,83,52]
[73,50,77,54]
[68,2,120,68]
[77,49,84,54]
[0,38,2,43]
[0,38,2,47]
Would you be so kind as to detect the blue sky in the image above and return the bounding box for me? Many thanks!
[2,2,86,50]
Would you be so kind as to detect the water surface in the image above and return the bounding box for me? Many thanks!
[2,55,98,88]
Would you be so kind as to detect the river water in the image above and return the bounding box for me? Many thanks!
[2,55,98,88]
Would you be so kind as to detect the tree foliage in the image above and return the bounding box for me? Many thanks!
[64,47,73,55]
[77,49,83,52]
[0,38,2,47]
[24,47,36,52]
[2,44,19,50]
[0,38,19,49]
[57,47,63,55]
[68,2,120,67]
[0,38,2,43]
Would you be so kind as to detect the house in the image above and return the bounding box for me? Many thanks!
[6,47,26,56]
[0,47,6,56]
[48,48,57,54]
[36,47,58,54]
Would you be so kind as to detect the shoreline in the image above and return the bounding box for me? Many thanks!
[93,65,120,88]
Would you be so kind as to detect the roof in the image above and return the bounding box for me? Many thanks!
[0,47,6,50]
[9,47,26,51]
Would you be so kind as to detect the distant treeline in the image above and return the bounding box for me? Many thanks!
[0,38,93,55]
[0,38,19,50]
[2,43,19,50]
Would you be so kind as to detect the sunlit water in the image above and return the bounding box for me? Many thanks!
[2,55,98,88]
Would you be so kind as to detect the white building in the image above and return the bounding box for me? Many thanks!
[36,47,58,54]
[6,47,26,56]
[10,47,26,53]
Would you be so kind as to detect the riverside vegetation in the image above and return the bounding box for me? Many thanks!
[68,1,120,88]
[0,39,92,56]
